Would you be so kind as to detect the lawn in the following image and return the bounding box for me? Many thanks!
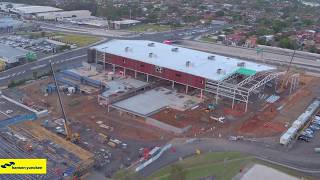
[200,35,217,43]
[17,31,101,47]
[147,151,311,180]
[55,34,101,47]
[147,152,251,180]
[128,24,172,33]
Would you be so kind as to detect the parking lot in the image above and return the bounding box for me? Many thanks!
[0,35,58,59]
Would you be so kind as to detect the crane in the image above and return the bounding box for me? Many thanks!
[276,50,296,94]
[49,62,80,143]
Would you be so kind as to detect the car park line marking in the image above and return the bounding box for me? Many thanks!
[0,110,10,118]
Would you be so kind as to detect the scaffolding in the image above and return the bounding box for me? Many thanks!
[205,71,285,112]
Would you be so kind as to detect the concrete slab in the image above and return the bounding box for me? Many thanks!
[102,78,148,98]
[112,87,202,116]
[240,164,298,180]
[0,97,33,120]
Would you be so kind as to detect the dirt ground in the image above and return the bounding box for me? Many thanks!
[19,78,171,142]
[17,74,320,141]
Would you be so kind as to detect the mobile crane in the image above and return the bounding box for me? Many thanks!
[49,62,80,143]
[276,50,296,94]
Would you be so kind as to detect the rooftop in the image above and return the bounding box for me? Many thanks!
[13,6,62,14]
[113,19,141,25]
[94,40,275,81]
[0,44,29,63]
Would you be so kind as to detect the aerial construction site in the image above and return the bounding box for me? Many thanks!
[1,39,320,179]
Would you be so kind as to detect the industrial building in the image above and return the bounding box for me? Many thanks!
[35,10,92,21]
[11,6,62,15]
[111,19,141,29]
[0,17,24,33]
[0,44,29,68]
[91,40,283,111]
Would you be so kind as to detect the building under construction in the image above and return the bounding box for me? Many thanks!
[90,40,284,111]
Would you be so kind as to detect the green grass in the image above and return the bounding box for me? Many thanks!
[147,152,310,180]
[147,152,250,180]
[55,34,101,46]
[200,35,217,43]
[16,31,101,47]
[128,24,172,33]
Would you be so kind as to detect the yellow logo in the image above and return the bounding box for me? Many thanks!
[0,159,46,174]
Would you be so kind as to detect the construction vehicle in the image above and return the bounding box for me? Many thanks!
[276,50,296,94]
[49,62,80,143]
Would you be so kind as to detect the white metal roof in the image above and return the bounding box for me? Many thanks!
[13,6,62,14]
[113,19,141,25]
[94,40,275,81]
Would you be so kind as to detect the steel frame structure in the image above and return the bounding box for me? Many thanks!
[205,71,284,112]
[96,49,283,112]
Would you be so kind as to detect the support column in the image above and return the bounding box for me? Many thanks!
[245,95,249,112]
[172,81,175,89]
[104,53,106,72]
[185,85,188,94]
[123,68,126,77]
[134,71,137,79]
[232,90,236,109]
[112,64,115,73]
[146,74,149,82]
[200,89,203,99]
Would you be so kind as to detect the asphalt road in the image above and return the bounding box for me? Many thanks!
[140,138,320,178]
[0,48,87,87]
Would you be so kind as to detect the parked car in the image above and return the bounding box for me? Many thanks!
[310,124,320,130]
[301,132,314,138]
[305,128,314,133]
[298,135,310,142]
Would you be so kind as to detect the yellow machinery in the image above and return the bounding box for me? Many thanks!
[0,59,6,72]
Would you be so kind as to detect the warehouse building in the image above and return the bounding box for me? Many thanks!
[11,5,62,17]
[0,44,29,68]
[0,17,24,33]
[111,19,141,29]
[91,40,283,111]
[35,10,92,21]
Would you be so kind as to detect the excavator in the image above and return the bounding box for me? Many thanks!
[276,50,296,94]
[49,62,80,143]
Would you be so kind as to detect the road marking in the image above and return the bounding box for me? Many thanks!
[30,64,47,70]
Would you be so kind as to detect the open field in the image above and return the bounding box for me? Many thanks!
[16,31,102,46]
[55,34,101,46]
[128,24,172,33]
[146,152,311,180]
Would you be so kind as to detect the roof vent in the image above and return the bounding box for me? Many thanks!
[217,68,226,75]
[208,55,215,60]
[149,52,154,58]
[148,42,155,47]
[186,61,191,67]
[171,47,179,52]
[125,46,130,52]
[237,62,245,67]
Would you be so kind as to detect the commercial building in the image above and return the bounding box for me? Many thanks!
[92,40,282,111]
[11,5,62,16]
[0,44,29,68]
[35,10,91,21]
[0,17,24,33]
[111,19,141,29]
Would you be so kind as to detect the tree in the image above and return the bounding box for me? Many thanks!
[216,10,225,17]
[257,37,266,45]
[279,37,297,50]
[169,164,186,180]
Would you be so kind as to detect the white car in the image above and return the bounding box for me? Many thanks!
[6,110,13,114]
